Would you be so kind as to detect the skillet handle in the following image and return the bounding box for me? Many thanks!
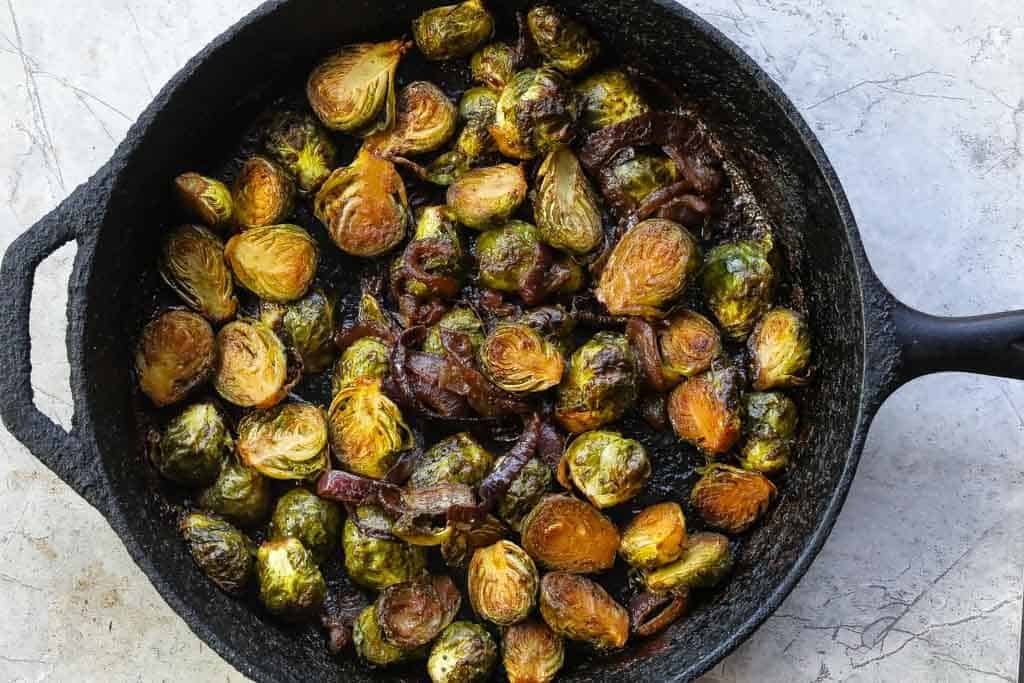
[0,166,114,515]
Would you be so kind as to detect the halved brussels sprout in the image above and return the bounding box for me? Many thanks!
[197,459,272,528]
[496,457,552,531]
[231,156,295,230]
[643,531,733,592]
[344,510,429,590]
[555,332,637,434]
[659,310,722,381]
[366,81,458,157]
[333,336,390,394]
[150,402,231,487]
[534,147,603,256]
[470,42,515,90]
[748,307,812,390]
[377,575,461,650]
[268,487,342,565]
[491,67,578,159]
[468,540,539,626]
[475,221,542,292]
[502,620,565,683]
[741,391,798,475]
[527,5,600,76]
[180,512,255,595]
[237,402,329,480]
[412,0,494,61]
[257,537,327,621]
[328,377,413,480]
[575,69,649,131]
[667,364,743,455]
[160,224,237,323]
[307,40,409,135]
[354,604,424,666]
[315,148,409,256]
[600,151,679,210]
[690,463,777,533]
[264,111,338,195]
[427,621,497,683]
[596,219,701,318]
[423,306,486,357]
[480,323,565,393]
[213,319,291,408]
[394,206,466,300]
[701,239,776,340]
[410,433,495,489]
[446,164,527,230]
[268,288,337,373]
[539,572,628,651]
[135,310,215,407]
[174,173,233,229]
[564,430,651,509]
[521,494,619,573]
[225,224,318,303]
[619,502,687,570]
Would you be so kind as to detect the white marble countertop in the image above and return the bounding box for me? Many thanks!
[1,1,1021,681]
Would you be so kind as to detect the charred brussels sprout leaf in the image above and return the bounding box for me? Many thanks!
[333,336,390,394]
[180,513,255,595]
[231,156,295,230]
[619,502,687,570]
[377,575,461,650]
[539,572,628,651]
[480,323,564,393]
[700,239,776,340]
[410,433,495,488]
[174,173,233,229]
[521,494,619,573]
[151,402,231,486]
[470,42,515,90]
[225,224,318,303]
[496,457,552,531]
[502,620,565,683]
[534,147,603,256]
[527,5,600,76]
[135,310,215,407]
[213,319,291,408]
[367,81,458,157]
[643,531,733,592]
[269,488,342,565]
[237,402,329,480]
[354,604,426,666]
[160,224,237,323]
[690,463,777,533]
[424,306,486,357]
[447,164,527,230]
[344,511,428,590]
[659,310,722,381]
[491,67,578,159]
[667,363,743,455]
[555,332,637,434]
[427,621,497,683]
[257,537,327,621]
[328,378,413,480]
[575,70,650,131]
[741,391,798,475]
[268,288,337,374]
[264,111,338,195]
[197,460,272,528]
[412,0,494,61]
[748,307,812,390]
[468,540,539,626]
[564,430,651,509]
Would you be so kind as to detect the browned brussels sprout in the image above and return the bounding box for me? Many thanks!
[393,205,466,300]
[502,620,565,683]
[667,364,743,455]
[470,42,515,90]
[315,148,409,256]
[333,336,390,394]
[264,288,337,374]
[268,488,342,565]
[412,0,494,61]
[159,224,237,323]
[410,433,495,489]
[740,391,798,475]
[423,306,486,357]
[447,164,527,230]
[619,502,686,570]
[197,459,272,528]
[564,430,650,509]
[231,156,295,230]
[376,575,461,650]
[213,318,291,409]
[476,221,584,301]
[659,310,722,381]
[328,377,413,479]
[539,572,628,651]
[354,604,426,666]
[748,307,812,390]
[307,40,410,135]
[264,111,338,195]
[480,323,565,393]
[491,67,578,159]
[533,147,604,256]
[237,402,329,480]
[496,457,552,531]
[600,151,679,210]
[468,540,539,626]
[521,494,619,573]
[366,81,458,157]
[527,5,600,76]
[174,173,233,230]
[150,402,231,487]
[575,69,649,131]
[135,310,215,407]
[257,537,327,621]
[427,621,497,683]
[596,219,701,318]
[643,531,733,592]
[441,515,509,569]
[180,512,255,595]
[225,224,318,303]
[700,239,776,340]
[690,463,777,533]
[344,509,428,590]
[555,332,637,434]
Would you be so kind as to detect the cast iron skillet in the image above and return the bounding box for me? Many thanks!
[2,1,1023,681]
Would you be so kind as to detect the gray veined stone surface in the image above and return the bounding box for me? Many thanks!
[0,0,1021,681]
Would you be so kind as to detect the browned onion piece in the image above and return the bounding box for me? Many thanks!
[401,239,461,299]
[536,417,565,470]
[519,241,553,306]
[398,293,449,328]
[626,318,671,392]
[334,321,397,350]
[439,329,478,367]
[317,469,399,503]
[629,589,688,638]
[321,590,371,655]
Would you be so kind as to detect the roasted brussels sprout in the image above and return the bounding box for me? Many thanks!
[476,221,584,300]
[619,502,686,570]
[596,219,701,318]
[480,323,564,393]
[377,575,461,650]
[231,156,295,230]
[659,310,722,381]
[468,540,538,626]
[333,336,390,393]
[264,111,338,195]
[412,0,494,61]
[700,239,776,340]
[159,224,237,323]
[423,306,486,357]
[394,206,467,300]
[307,40,409,135]
[268,488,342,565]
[496,457,552,531]
[213,319,291,409]
[748,307,812,390]
[440,515,509,569]
[135,310,215,407]
[575,69,649,131]
[539,572,628,651]
[667,364,743,455]
[267,288,337,373]
[502,620,565,683]
[643,531,733,592]
[150,403,231,487]
[491,67,578,159]
[174,173,233,230]
[180,513,255,595]
[354,604,424,666]
[197,459,272,528]
[367,81,458,157]
[741,391,798,475]
[555,332,637,434]
[690,463,777,533]
[237,402,329,480]
[601,151,679,209]
[518,304,577,355]
[257,537,327,621]
[427,621,497,683]
[328,377,413,479]
[225,224,318,303]
[344,510,428,590]
[534,147,603,256]
[459,86,500,127]
[470,42,515,90]
[446,164,527,230]
[564,430,650,509]
[521,494,619,573]
[527,5,600,76]
[315,148,409,256]
[410,433,495,489]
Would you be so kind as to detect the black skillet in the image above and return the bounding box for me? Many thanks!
[2,1,1022,681]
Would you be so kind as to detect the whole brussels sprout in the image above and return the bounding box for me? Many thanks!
[480,323,565,393]
[150,402,231,487]
[446,164,527,230]
[496,457,552,531]
[427,621,497,683]
[502,620,565,683]
[491,67,578,160]
[412,0,494,61]
[600,151,679,210]
[257,537,327,621]
[521,494,619,573]
[470,42,515,90]
[343,510,428,590]
[468,540,539,626]
[643,531,733,592]
[575,69,649,131]
[159,224,237,323]
[263,111,338,195]
[231,156,295,230]
[174,173,233,229]
[268,488,343,565]
[409,433,495,489]
[332,336,390,394]
[354,604,427,666]
[307,40,409,135]
[316,148,409,256]
[459,86,499,127]
[564,430,651,509]
[690,463,777,533]
[667,363,743,455]
[135,310,215,407]
[539,572,628,651]
[376,575,461,650]
[555,332,637,434]
[180,512,255,595]
[366,81,458,157]
[700,239,776,340]
[213,319,291,409]
[225,224,318,303]
[394,206,466,300]
[596,219,701,318]
[197,459,272,528]
[423,306,486,357]
[741,391,798,475]
[533,147,604,256]
[328,377,413,480]
[475,221,542,292]
[237,402,329,480]
[619,502,687,570]
[659,310,722,382]
[527,5,600,76]
[748,307,812,390]
[265,288,337,374]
